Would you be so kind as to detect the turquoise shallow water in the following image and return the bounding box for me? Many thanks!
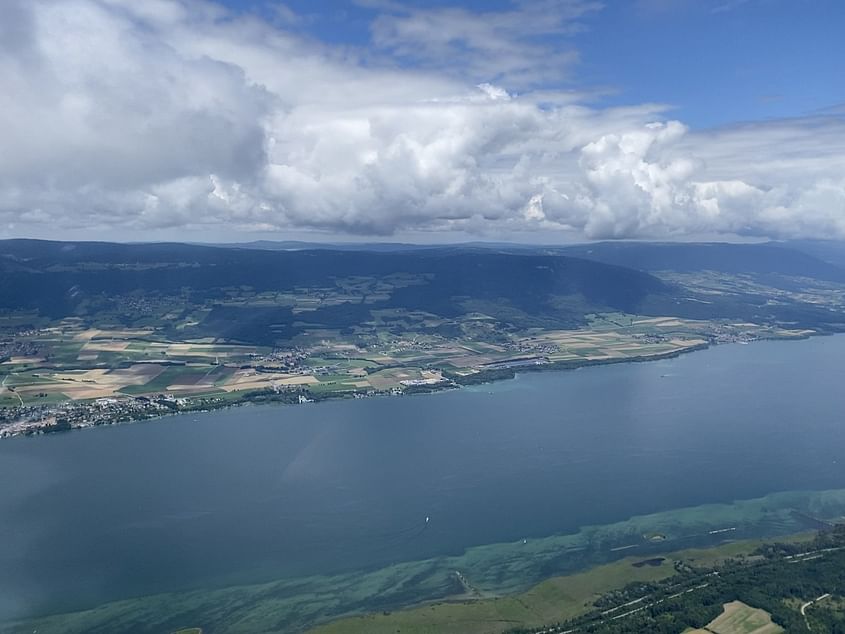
[2,335,845,630]
[7,488,845,634]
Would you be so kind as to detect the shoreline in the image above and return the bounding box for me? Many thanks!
[6,487,844,634]
[308,533,819,634]
[3,332,822,439]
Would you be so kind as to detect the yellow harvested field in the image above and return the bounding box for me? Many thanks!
[60,386,120,399]
[138,343,259,359]
[701,601,784,634]
[535,330,604,343]
[221,371,319,392]
[53,369,118,383]
[275,376,319,386]
[24,365,169,399]
[81,341,130,352]
[167,344,199,352]
[530,332,627,344]
[221,381,268,392]
[633,317,683,325]
[53,365,164,387]
[166,344,220,356]
[164,384,218,393]
[15,384,65,396]
[653,319,686,326]
[18,383,115,400]
[73,328,153,341]
[671,338,707,347]
[2,356,45,365]
[73,329,105,341]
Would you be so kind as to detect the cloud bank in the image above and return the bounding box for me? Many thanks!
[1,0,843,241]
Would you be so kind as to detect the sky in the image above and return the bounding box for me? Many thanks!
[1,0,844,243]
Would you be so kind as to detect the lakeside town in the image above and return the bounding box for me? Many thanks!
[0,315,813,438]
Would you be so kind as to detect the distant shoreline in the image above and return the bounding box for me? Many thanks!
[2,339,713,439]
[2,332,822,440]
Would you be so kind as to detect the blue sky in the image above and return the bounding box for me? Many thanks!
[577,0,845,127]
[1,0,844,242]
[221,0,845,128]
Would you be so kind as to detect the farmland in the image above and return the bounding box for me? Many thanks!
[688,600,784,634]
[3,240,842,436]
[0,310,816,437]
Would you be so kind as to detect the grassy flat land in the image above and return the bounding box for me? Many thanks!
[688,601,784,634]
[309,540,806,634]
[310,555,675,634]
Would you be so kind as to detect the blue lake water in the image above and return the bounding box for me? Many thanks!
[2,335,845,625]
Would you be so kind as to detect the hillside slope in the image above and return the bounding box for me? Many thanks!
[0,240,667,343]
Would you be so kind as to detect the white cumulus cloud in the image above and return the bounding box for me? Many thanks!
[0,0,843,242]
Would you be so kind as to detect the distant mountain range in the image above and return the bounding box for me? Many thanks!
[213,238,845,281]
[557,241,845,283]
[0,239,665,342]
[781,239,845,270]
[2,238,844,343]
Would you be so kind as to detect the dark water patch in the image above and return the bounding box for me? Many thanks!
[632,558,665,568]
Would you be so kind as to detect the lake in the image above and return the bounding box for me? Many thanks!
[3,336,845,632]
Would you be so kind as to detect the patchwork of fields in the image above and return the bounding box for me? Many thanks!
[0,312,816,434]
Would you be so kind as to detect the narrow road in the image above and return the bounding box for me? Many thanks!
[801,593,831,630]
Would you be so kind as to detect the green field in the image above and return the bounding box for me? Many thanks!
[118,367,211,395]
